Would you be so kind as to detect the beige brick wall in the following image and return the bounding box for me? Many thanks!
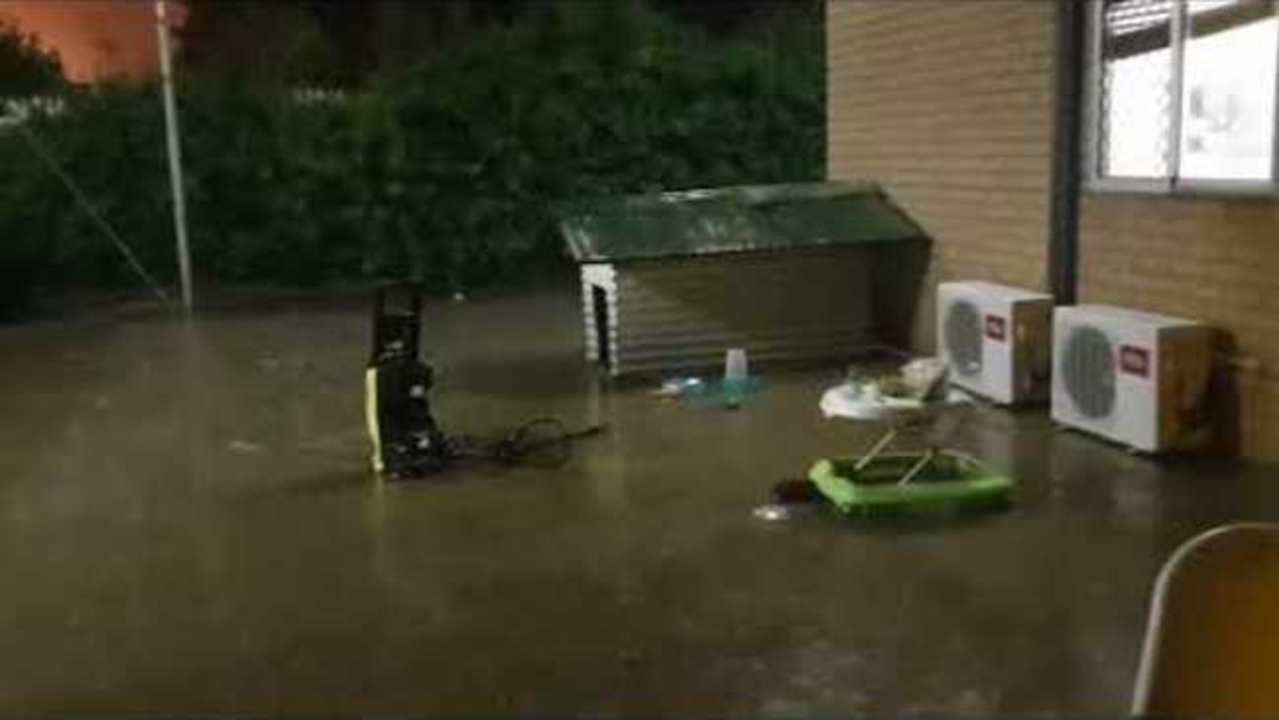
[827,0,1057,350]
[828,0,1279,459]
[1080,195,1279,458]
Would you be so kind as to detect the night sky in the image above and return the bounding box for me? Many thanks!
[0,0,166,81]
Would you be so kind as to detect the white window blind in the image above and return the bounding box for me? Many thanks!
[1090,0,1279,191]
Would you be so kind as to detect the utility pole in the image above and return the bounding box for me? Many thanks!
[155,0,194,311]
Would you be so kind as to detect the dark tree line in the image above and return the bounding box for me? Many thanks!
[0,17,65,99]
[0,0,824,315]
[176,0,821,86]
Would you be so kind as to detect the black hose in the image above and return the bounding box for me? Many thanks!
[449,419,607,469]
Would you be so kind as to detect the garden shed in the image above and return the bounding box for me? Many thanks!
[562,181,929,376]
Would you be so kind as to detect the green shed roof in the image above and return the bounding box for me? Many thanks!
[561,181,926,264]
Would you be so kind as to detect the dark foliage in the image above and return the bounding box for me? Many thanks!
[0,18,65,100]
[0,20,66,316]
[0,1,824,315]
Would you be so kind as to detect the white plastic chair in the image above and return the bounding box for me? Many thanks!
[1132,523,1279,717]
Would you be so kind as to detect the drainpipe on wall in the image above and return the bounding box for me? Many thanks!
[1049,0,1086,306]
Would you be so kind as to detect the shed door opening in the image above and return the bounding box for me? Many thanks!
[592,284,610,368]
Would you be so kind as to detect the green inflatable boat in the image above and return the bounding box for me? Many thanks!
[809,450,1014,516]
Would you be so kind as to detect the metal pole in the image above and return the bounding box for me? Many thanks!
[155,0,193,311]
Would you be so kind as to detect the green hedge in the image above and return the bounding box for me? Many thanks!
[0,4,823,315]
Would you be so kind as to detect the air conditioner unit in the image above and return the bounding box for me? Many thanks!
[1052,305,1214,453]
[937,281,1053,405]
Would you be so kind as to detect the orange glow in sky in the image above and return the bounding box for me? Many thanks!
[0,0,178,82]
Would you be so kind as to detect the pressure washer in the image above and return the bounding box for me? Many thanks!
[364,283,603,479]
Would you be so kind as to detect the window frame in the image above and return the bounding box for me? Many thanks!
[1083,0,1279,196]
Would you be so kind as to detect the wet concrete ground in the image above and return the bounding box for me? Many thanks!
[1,288,1275,714]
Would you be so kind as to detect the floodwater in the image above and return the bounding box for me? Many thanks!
[0,288,1274,714]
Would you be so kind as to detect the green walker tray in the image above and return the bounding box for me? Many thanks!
[810,450,1013,515]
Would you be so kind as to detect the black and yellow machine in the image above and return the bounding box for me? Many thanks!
[364,283,451,477]
[364,283,605,480]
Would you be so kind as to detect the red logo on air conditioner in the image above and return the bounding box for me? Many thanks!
[1120,345,1150,377]
[985,315,1007,341]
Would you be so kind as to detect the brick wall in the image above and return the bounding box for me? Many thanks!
[827,0,1279,459]
[826,0,1057,350]
[1080,196,1279,458]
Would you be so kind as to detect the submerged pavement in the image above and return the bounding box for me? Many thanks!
[0,289,1274,714]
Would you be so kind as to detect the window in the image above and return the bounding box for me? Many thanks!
[1089,0,1279,191]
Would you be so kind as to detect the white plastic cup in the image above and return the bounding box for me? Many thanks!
[725,348,748,381]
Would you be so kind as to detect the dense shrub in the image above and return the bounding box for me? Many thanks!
[0,2,823,313]
[0,18,67,316]
[0,17,64,99]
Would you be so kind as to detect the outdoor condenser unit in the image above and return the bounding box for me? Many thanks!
[1052,305,1214,453]
[937,281,1053,405]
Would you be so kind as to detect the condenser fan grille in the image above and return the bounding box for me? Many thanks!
[1063,325,1116,419]
[945,300,982,377]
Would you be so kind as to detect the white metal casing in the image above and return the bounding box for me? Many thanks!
[1052,304,1214,453]
[937,281,1054,405]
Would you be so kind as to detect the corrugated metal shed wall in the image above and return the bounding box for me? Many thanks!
[580,248,874,376]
